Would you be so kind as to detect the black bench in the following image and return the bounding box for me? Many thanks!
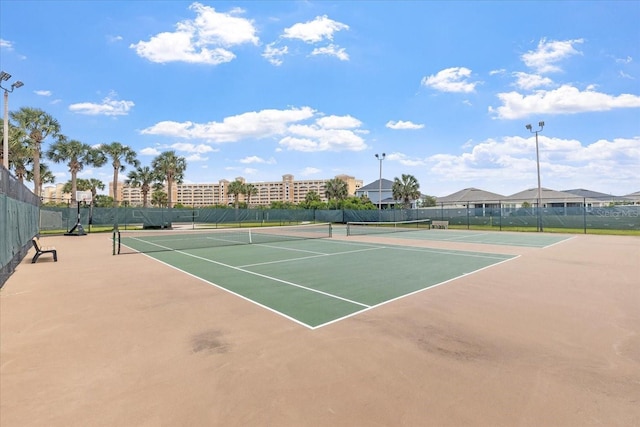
[32,237,58,263]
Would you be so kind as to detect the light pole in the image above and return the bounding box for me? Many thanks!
[375,153,385,212]
[1,71,24,170]
[526,121,544,232]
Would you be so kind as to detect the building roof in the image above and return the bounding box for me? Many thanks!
[436,187,505,203]
[357,179,394,192]
[562,188,623,200]
[504,188,585,201]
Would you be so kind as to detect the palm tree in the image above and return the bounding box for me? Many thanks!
[151,151,186,208]
[99,142,139,207]
[126,165,158,208]
[47,137,106,204]
[62,178,105,202]
[227,180,245,208]
[0,119,26,169]
[8,138,31,182]
[392,174,421,209]
[324,178,348,207]
[151,189,168,207]
[26,163,56,187]
[85,178,105,202]
[244,183,258,206]
[10,107,61,197]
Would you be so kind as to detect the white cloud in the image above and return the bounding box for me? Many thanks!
[386,152,428,167]
[310,44,349,61]
[421,67,479,93]
[489,69,506,76]
[386,120,424,130]
[512,72,554,90]
[142,107,369,153]
[521,38,583,73]
[283,15,349,43]
[262,42,288,66]
[170,142,216,153]
[0,39,13,50]
[427,136,640,195]
[69,93,134,116]
[316,115,361,129]
[35,90,52,96]
[300,167,321,176]
[140,147,161,156]
[185,154,208,162]
[107,35,123,43]
[281,125,367,152]
[615,55,633,64]
[239,156,276,164]
[490,84,640,119]
[141,106,316,142]
[130,2,258,64]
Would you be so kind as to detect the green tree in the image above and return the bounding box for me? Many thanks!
[126,165,159,208]
[0,119,27,170]
[299,190,326,209]
[94,194,114,208]
[342,195,377,210]
[99,142,139,207]
[392,174,421,209]
[244,183,258,206]
[62,178,105,202]
[151,151,186,208]
[227,180,245,208]
[47,137,106,204]
[324,178,348,208]
[10,107,61,197]
[420,195,436,207]
[7,137,31,183]
[151,189,168,207]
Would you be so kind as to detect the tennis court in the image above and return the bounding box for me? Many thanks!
[4,225,639,427]
[117,224,516,328]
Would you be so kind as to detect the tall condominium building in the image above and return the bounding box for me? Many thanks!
[42,183,71,204]
[112,174,363,207]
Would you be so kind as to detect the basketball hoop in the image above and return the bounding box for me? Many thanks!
[76,190,93,205]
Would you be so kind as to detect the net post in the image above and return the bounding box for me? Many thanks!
[329,223,333,238]
[112,230,117,255]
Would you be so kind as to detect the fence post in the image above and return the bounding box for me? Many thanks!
[583,197,587,234]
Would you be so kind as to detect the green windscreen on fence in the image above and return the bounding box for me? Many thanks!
[1,167,40,287]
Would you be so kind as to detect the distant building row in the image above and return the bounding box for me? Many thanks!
[110,174,363,207]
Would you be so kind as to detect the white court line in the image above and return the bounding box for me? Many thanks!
[239,246,384,268]
[128,237,370,310]
[542,235,576,248]
[310,255,521,329]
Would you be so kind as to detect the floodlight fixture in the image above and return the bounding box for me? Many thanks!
[1,71,24,169]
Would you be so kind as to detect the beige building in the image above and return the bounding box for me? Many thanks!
[112,174,363,207]
[42,183,71,204]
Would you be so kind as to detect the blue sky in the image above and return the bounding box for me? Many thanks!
[1,0,639,197]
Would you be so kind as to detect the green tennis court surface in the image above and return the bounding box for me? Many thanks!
[121,234,516,329]
[346,227,573,248]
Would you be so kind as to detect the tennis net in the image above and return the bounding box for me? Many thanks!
[114,222,332,254]
[346,219,431,236]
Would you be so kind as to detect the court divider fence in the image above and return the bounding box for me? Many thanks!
[1,167,40,287]
[39,202,640,235]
